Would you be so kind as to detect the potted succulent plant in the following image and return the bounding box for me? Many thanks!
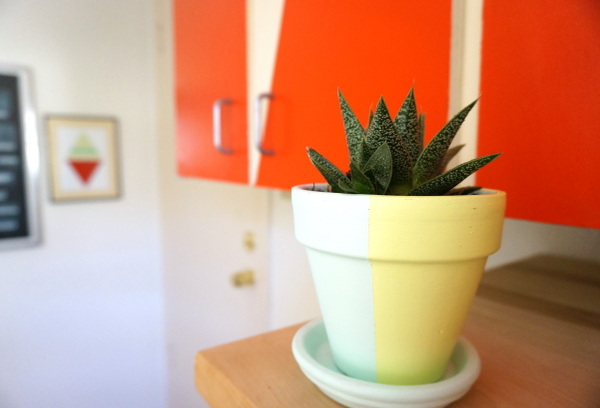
[292,88,506,388]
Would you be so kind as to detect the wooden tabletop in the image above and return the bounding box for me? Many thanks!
[195,256,600,407]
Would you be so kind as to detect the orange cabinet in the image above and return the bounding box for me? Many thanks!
[477,0,600,229]
[173,0,248,184]
[173,0,452,189]
[257,0,452,189]
[173,1,599,229]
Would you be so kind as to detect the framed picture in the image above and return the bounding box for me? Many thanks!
[46,116,120,201]
[0,64,41,250]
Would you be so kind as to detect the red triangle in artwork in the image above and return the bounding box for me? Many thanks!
[69,160,100,183]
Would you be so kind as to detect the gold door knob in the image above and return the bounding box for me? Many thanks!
[231,269,255,287]
[243,231,255,251]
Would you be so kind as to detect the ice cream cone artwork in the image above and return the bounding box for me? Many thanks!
[68,134,100,184]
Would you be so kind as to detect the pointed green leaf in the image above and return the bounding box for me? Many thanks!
[365,97,394,148]
[307,148,353,192]
[447,186,483,195]
[418,112,426,151]
[394,87,421,163]
[363,142,393,193]
[349,161,375,194]
[338,90,366,165]
[366,97,412,185]
[433,144,465,177]
[413,99,478,187]
[409,153,501,196]
[336,182,359,194]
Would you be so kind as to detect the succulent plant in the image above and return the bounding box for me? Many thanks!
[307,88,501,196]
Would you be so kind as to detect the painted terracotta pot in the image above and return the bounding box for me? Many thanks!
[292,183,506,385]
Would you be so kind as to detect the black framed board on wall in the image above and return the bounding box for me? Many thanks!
[0,65,40,250]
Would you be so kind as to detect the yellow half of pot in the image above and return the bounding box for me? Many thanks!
[368,193,504,384]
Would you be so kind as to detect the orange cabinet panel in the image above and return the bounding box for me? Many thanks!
[174,1,453,190]
[477,1,600,228]
[257,0,452,189]
[173,0,248,183]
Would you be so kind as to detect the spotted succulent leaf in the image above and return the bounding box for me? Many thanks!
[409,153,500,196]
[307,148,352,193]
[447,186,483,195]
[394,87,421,163]
[339,90,366,166]
[362,142,393,194]
[366,97,412,185]
[349,162,375,194]
[418,112,426,151]
[412,100,478,187]
[434,143,465,177]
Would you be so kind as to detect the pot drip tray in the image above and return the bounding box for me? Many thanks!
[291,319,481,408]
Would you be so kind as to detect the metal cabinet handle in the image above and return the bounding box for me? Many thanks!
[254,93,275,155]
[213,98,234,154]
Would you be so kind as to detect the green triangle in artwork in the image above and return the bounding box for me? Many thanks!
[68,134,100,160]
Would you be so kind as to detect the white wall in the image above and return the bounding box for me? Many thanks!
[488,218,600,268]
[0,1,166,407]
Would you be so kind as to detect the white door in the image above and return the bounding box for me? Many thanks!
[160,180,270,408]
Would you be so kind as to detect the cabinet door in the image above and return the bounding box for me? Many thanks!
[477,1,600,228]
[173,0,248,183]
[256,0,452,189]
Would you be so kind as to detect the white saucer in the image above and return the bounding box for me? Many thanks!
[292,319,481,408]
